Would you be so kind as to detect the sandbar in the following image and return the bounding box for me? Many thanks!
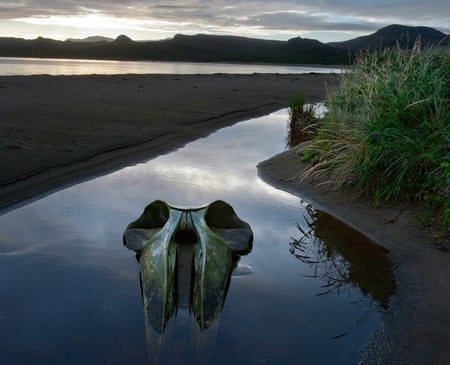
[0,73,336,211]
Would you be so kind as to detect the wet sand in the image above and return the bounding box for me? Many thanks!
[0,73,336,211]
[258,148,450,365]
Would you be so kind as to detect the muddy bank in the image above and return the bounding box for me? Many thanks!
[258,148,450,364]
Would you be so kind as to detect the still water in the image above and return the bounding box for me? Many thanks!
[0,110,394,364]
[0,57,342,76]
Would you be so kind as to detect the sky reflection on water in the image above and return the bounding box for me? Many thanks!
[0,109,394,364]
[0,57,342,76]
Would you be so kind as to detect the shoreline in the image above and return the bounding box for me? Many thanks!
[0,73,337,212]
[2,73,448,363]
[258,148,450,365]
[0,101,282,213]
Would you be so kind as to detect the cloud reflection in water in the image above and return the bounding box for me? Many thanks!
[0,109,395,365]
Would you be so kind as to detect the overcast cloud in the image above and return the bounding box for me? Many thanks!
[0,0,448,41]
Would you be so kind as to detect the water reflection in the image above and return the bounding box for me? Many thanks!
[0,57,342,76]
[289,205,396,332]
[0,109,395,364]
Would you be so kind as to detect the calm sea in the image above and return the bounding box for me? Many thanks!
[0,57,342,76]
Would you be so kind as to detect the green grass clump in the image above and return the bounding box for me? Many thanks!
[303,42,450,238]
[287,94,320,147]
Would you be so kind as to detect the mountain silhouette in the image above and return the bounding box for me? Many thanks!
[330,24,448,51]
[65,36,114,43]
[0,25,447,64]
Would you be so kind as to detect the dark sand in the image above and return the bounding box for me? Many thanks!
[258,148,450,365]
[1,73,448,364]
[0,73,336,210]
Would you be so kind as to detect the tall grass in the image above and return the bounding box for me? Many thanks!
[302,42,450,238]
[287,94,320,147]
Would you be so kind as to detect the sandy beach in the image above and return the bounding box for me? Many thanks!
[1,72,448,363]
[0,73,336,211]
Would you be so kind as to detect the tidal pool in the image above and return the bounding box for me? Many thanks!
[0,109,395,364]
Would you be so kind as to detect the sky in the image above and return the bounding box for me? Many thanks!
[0,1,449,43]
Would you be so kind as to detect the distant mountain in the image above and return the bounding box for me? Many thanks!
[85,33,350,64]
[0,25,448,65]
[0,33,349,64]
[65,36,114,43]
[0,36,116,58]
[330,24,449,51]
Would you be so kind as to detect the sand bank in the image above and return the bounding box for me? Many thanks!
[258,148,450,365]
[0,73,337,211]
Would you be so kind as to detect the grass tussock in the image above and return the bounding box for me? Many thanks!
[287,94,320,147]
[302,42,450,239]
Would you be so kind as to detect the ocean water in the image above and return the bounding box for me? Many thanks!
[0,57,342,76]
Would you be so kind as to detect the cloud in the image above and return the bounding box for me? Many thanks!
[243,11,384,33]
[1,0,448,40]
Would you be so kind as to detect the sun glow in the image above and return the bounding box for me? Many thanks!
[12,14,178,40]
[10,11,310,41]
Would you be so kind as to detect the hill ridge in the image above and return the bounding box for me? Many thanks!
[0,24,447,65]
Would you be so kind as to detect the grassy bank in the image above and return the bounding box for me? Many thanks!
[297,43,449,239]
